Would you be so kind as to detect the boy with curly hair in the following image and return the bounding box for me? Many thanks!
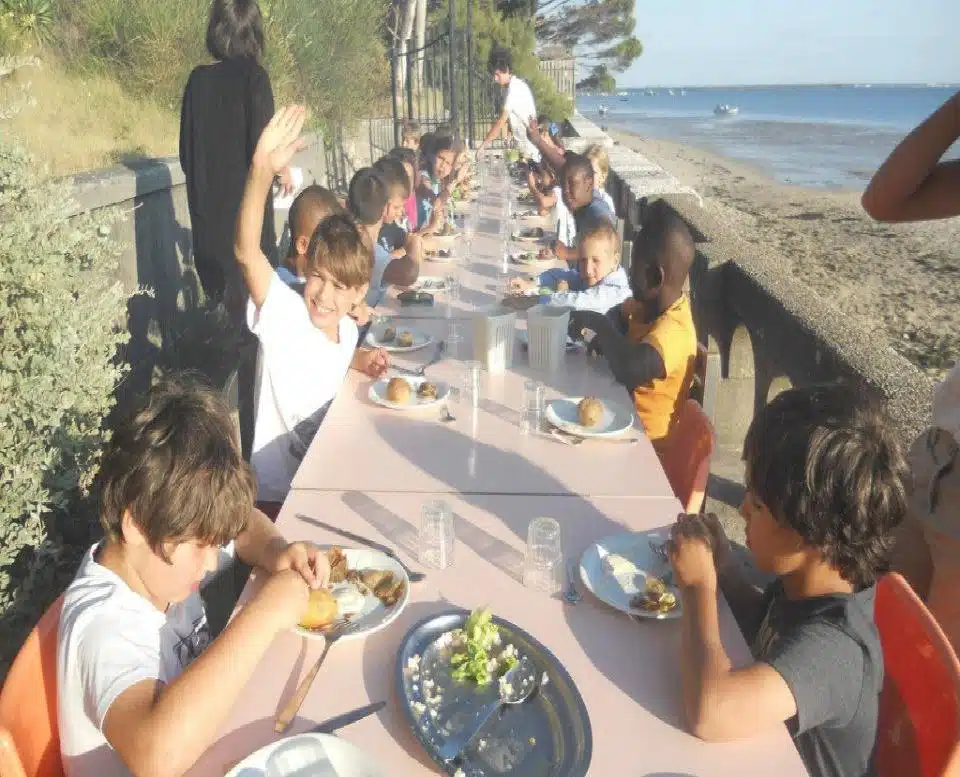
[668,384,908,777]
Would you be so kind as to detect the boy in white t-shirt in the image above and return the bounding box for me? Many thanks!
[237,107,388,506]
[477,46,539,162]
[58,379,328,777]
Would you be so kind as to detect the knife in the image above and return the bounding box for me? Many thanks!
[310,701,386,735]
[296,515,426,582]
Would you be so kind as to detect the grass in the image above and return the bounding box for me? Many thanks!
[2,55,178,176]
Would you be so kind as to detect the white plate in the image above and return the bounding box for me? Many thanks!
[545,397,635,437]
[365,325,432,352]
[508,251,545,266]
[517,329,580,351]
[368,376,450,411]
[409,276,447,292]
[294,547,411,641]
[226,733,386,777]
[579,530,681,620]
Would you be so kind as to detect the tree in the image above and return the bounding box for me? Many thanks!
[576,64,615,93]
[500,0,643,73]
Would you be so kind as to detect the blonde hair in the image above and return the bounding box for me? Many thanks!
[580,219,621,263]
[584,144,610,188]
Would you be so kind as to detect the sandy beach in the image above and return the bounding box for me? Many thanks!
[611,129,959,383]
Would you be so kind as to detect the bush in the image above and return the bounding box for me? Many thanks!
[53,0,389,127]
[0,135,130,675]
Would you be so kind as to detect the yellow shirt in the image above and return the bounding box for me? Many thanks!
[626,295,697,444]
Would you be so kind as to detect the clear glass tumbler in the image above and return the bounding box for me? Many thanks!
[419,500,455,570]
[519,379,545,435]
[461,360,481,408]
[522,517,562,594]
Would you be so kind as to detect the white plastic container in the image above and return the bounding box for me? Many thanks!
[472,308,517,374]
[526,304,570,371]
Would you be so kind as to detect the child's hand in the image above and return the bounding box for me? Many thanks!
[699,512,735,573]
[251,568,312,629]
[509,277,535,294]
[252,106,308,176]
[351,301,372,326]
[268,541,331,590]
[667,515,718,592]
[354,346,389,378]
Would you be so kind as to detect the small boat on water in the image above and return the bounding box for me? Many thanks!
[680,89,687,96]
[667,89,675,96]
[598,105,609,117]
[714,104,739,116]
[617,91,628,96]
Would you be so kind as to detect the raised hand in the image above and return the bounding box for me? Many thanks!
[253,105,308,176]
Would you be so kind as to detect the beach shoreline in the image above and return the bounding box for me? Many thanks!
[609,128,958,383]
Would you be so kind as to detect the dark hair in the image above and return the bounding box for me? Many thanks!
[743,384,909,588]
[427,135,456,177]
[562,152,595,183]
[399,119,421,138]
[373,155,411,198]
[206,0,265,61]
[389,147,417,167]
[305,213,373,289]
[98,377,254,560]
[434,122,454,140]
[347,168,389,225]
[488,45,512,75]
[289,185,343,243]
[631,200,694,288]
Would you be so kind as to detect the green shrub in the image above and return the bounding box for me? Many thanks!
[53,0,389,127]
[0,135,130,675]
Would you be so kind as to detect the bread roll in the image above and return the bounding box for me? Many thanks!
[577,397,604,428]
[299,588,338,629]
[386,377,411,403]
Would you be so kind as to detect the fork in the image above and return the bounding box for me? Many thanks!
[275,619,359,733]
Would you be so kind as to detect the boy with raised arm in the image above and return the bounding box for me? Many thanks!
[235,107,387,506]
[668,384,909,777]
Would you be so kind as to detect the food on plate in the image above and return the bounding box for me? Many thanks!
[381,326,396,343]
[417,381,438,400]
[603,553,638,579]
[555,279,569,293]
[331,586,366,617]
[526,227,545,239]
[359,569,407,606]
[396,331,415,348]
[630,576,678,615]
[449,609,518,686]
[327,546,349,583]
[300,588,338,629]
[386,377,412,403]
[577,397,604,427]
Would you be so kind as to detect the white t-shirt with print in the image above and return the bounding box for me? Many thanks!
[58,543,233,777]
[248,272,358,501]
[503,75,540,161]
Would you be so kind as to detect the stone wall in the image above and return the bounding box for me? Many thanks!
[566,115,935,456]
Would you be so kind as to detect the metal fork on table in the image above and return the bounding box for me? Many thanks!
[274,618,360,733]
[393,341,446,378]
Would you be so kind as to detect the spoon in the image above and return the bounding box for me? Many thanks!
[563,560,582,605]
[437,657,540,762]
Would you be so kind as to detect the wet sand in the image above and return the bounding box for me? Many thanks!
[611,129,959,382]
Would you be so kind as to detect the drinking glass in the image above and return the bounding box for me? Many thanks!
[461,360,481,408]
[446,320,464,359]
[519,379,545,435]
[419,500,455,570]
[522,518,562,594]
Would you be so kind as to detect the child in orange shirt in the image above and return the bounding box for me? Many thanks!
[569,201,697,453]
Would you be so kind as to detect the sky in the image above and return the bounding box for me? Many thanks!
[619,0,959,87]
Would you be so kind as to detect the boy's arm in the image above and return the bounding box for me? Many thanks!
[403,231,424,265]
[382,254,421,287]
[862,90,960,222]
[526,119,566,173]
[234,507,286,570]
[569,309,666,391]
[478,110,509,154]
[102,571,309,777]
[235,106,307,308]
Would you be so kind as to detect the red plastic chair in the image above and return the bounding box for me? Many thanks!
[875,573,960,777]
[0,595,64,777]
[660,399,715,514]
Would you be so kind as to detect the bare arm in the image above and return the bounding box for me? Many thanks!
[235,106,307,308]
[571,309,666,392]
[102,571,309,777]
[862,90,960,222]
[382,254,421,287]
[234,507,285,570]
[526,119,566,173]
[479,110,509,152]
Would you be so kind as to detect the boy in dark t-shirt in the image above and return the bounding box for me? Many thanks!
[667,384,909,777]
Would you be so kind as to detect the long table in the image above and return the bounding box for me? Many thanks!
[188,167,810,777]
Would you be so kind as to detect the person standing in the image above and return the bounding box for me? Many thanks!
[477,46,540,164]
[180,0,289,458]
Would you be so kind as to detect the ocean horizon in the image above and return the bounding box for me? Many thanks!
[577,84,959,190]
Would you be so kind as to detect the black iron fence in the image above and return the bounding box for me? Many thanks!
[389,0,500,148]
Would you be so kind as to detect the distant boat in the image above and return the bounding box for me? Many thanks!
[680,89,687,96]
[714,104,739,116]
[598,105,609,116]
[645,89,656,96]
[617,91,628,96]
[667,89,675,96]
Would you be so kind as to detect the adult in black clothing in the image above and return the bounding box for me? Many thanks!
[180,0,288,460]
[180,0,286,313]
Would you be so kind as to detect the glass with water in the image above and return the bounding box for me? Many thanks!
[419,500,455,570]
[522,517,562,594]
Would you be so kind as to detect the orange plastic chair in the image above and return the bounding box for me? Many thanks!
[660,399,715,514]
[875,573,960,777]
[0,595,64,777]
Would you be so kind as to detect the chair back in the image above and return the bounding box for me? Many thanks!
[661,399,715,514]
[875,573,960,777]
[0,596,64,777]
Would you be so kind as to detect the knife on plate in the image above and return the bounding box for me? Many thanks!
[310,701,386,735]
